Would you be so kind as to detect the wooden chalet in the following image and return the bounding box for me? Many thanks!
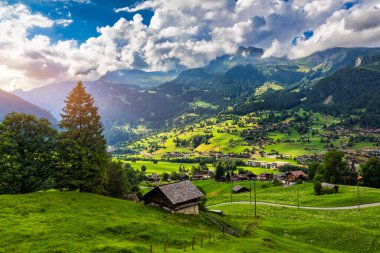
[141,180,204,215]
[232,185,250,194]
[273,173,287,183]
[285,171,308,183]
[246,172,257,180]
[257,172,273,181]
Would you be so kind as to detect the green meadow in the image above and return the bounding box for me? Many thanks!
[194,180,380,207]
[121,159,282,175]
[1,191,379,252]
[216,204,380,253]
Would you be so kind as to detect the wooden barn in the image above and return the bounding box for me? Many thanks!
[232,185,250,194]
[141,180,204,215]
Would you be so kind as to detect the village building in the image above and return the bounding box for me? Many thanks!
[148,174,160,183]
[179,174,190,181]
[245,160,290,169]
[285,171,308,184]
[258,172,273,181]
[246,172,257,180]
[232,185,250,194]
[141,180,204,215]
[273,173,287,183]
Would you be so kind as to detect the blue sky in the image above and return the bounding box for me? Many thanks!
[10,0,153,43]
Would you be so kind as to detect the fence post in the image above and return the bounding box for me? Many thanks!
[192,237,195,250]
[150,244,152,253]
[297,188,300,211]
[184,240,187,251]
[250,182,252,204]
[164,236,167,252]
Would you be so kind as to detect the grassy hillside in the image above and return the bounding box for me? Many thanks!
[124,110,378,160]
[1,191,379,252]
[216,204,380,253]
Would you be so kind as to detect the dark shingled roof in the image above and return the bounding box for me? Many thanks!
[232,185,246,192]
[157,180,204,205]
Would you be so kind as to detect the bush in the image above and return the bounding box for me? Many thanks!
[314,181,322,195]
[321,187,337,195]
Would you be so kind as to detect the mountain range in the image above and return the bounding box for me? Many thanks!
[0,89,56,123]
[7,46,380,144]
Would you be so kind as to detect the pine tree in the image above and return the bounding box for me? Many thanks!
[57,81,109,193]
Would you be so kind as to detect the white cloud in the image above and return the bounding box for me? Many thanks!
[1,0,380,91]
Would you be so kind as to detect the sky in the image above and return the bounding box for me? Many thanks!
[1,0,380,91]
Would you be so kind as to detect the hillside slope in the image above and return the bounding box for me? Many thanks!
[0,191,379,253]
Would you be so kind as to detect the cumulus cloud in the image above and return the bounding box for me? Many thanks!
[1,0,380,91]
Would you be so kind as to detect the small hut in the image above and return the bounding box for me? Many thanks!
[232,185,250,194]
[141,180,204,215]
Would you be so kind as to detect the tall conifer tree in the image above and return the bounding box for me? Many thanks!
[57,81,108,193]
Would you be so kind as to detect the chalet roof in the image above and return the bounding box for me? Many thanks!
[232,185,248,192]
[288,170,307,178]
[259,172,272,176]
[153,180,204,205]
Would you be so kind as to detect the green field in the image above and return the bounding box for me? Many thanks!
[1,191,379,252]
[121,160,282,175]
[194,180,380,207]
[215,204,380,253]
[123,160,201,174]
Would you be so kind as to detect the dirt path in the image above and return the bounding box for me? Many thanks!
[207,201,380,210]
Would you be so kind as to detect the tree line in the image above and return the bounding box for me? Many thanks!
[307,149,380,195]
[0,82,138,197]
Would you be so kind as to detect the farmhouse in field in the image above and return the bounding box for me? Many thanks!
[141,180,204,215]
[232,185,250,194]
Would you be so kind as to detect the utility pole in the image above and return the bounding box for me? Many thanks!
[231,180,233,204]
[254,180,257,217]
[297,188,300,211]
[250,182,252,204]
[357,180,360,211]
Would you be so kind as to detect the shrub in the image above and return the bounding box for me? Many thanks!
[314,181,322,195]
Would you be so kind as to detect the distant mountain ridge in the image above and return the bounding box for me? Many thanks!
[11,46,380,143]
[0,89,56,122]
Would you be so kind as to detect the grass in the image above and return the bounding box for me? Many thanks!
[215,204,380,253]
[1,191,379,253]
[0,191,227,253]
[123,160,201,174]
[194,180,380,207]
[123,160,280,175]
[255,82,284,96]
